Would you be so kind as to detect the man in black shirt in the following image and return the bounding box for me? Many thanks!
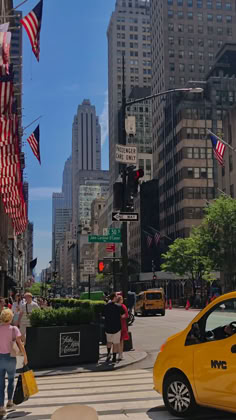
[104,292,125,363]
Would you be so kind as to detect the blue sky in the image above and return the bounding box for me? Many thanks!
[15,0,115,273]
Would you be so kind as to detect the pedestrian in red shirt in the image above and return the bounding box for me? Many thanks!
[117,295,129,360]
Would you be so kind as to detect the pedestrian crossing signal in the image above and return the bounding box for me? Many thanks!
[98,260,105,273]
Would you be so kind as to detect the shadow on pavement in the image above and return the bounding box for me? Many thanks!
[147,406,236,420]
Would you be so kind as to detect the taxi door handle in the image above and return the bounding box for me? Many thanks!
[231,345,236,353]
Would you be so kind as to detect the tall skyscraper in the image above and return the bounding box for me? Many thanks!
[72,99,101,227]
[151,1,236,241]
[151,0,236,178]
[107,0,151,189]
[52,157,72,268]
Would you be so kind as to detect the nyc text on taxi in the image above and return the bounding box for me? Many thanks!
[153,292,236,417]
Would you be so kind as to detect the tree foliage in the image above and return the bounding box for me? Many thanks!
[198,195,236,290]
[161,232,214,294]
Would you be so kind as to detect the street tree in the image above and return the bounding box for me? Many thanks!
[161,233,214,298]
[198,195,236,291]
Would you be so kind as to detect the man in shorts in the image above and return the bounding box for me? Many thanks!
[104,292,125,363]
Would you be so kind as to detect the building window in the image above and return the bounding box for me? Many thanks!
[168,0,173,4]
[216,15,222,23]
[189,51,194,59]
[230,184,234,197]
[178,12,184,20]
[177,0,183,5]
[180,76,185,85]
[197,0,202,7]
[179,63,185,72]
[169,76,175,84]
[188,12,193,19]
[188,25,193,33]
[168,10,174,18]
[179,50,184,58]
[225,3,232,10]
[217,27,223,35]
[170,63,175,71]
[168,23,174,31]
[198,39,204,47]
[207,14,213,21]
[216,1,222,9]
[178,37,184,46]
[168,36,174,45]
[208,39,214,48]
[188,168,194,178]
[189,64,194,72]
[208,52,214,61]
[187,148,193,158]
[227,27,233,36]
[178,24,184,32]
[169,49,175,57]
[198,13,203,21]
[229,155,233,171]
[198,25,203,34]
[207,168,213,178]
[194,168,200,178]
[207,1,213,8]
[198,51,204,60]
[188,0,193,6]
[208,26,214,34]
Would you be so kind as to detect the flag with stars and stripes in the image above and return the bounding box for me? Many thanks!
[154,231,161,246]
[26,125,41,164]
[20,0,43,61]
[210,133,226,166]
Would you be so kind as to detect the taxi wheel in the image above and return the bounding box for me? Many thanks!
[163,373,197,417]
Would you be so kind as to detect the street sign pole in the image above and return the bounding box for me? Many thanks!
[88,274,91,300]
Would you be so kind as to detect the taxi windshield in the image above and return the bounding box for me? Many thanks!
[146,292,162,300]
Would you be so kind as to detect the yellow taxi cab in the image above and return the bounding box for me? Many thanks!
[135,289,165,316]
[153,291,236,417]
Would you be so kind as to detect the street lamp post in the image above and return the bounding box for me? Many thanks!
[120,56,203,298]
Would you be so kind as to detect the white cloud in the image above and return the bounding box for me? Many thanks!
[29,187,61,200]
[100,90,109,147]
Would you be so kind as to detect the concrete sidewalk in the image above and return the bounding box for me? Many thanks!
[16,346,147,378]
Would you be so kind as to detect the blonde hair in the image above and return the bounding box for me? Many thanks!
[0,308,13,324]
[24,292,32,298]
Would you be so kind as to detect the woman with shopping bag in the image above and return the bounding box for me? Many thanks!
[0,309,28,416]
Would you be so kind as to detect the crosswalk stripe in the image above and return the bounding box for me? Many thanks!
[13,369,162,420]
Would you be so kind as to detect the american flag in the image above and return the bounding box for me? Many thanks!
[20,0,43,61]
[210,134,226,166]
[26,125,41,163]
[0,74,13,115]
[146,235,153,248]
[0,31,11,74]
[154,232,161,246]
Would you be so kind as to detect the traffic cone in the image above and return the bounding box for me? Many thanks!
[169,299,172,310]
[185,300,190,310]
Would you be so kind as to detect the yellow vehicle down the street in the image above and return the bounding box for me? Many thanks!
[153,291,236,417]
[135,289,165,316]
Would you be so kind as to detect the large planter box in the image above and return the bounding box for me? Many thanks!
[25,324,99,369]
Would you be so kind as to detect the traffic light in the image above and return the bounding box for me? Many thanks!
[126,168,144,211]
[98,260,105,273]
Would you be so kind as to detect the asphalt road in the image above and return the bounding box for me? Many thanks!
[125,307,199,370]
[121,308,235,419]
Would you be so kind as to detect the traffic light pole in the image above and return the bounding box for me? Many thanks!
[121,56,129,300]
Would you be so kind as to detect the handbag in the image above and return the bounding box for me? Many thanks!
[10,327,23,357]
[13,374,29,405]
[21,364,38,397]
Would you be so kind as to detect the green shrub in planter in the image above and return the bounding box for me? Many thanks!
[29,306,94,327]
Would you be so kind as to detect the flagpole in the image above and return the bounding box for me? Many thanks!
[9,0,29,12]
[207,129,236,153]
[23,115,42,132]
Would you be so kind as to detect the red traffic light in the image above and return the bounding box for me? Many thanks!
[98,261,105,273]
[134,169,144,180]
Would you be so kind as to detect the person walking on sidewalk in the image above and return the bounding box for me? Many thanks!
[103,292,125,364]
[117,295,129,360]
[17,292,39,343]
[0,309,28,416]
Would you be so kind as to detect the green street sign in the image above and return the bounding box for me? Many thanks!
[103,228,121,236]
[88,234,122,243]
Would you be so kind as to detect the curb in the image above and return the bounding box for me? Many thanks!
[19,351,148,378]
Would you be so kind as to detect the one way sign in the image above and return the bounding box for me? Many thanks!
[112,212,139,222]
